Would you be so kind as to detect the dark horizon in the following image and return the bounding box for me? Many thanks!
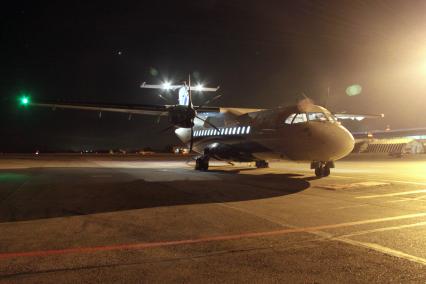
[2,1,426,152]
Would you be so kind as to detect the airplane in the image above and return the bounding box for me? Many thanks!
[18,78,383,177]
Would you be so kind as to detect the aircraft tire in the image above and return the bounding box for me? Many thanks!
[315,167,322,177]
[195,158,202,170]
[315,165,331,177]
[195,157,209,171]
[322,166,331,177]
[255,160,269,168]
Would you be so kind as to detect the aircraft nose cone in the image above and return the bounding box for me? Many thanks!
[308,123,354,161]
[332,124,355,160]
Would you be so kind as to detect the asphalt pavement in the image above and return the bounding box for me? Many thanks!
[0,154,425,283]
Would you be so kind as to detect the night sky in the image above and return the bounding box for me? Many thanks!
[2,1,426,152]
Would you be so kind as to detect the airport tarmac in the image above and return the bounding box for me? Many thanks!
[0,154,425,283]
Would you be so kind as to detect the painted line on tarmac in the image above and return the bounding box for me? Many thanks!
[336,221,426,238]
[1,212,426,260]
[356,189,426,199]
[331,174,426,186]
[269,168,426,186]
[332,204,369,210]
[335,237,426,266]
[385,195,426,203]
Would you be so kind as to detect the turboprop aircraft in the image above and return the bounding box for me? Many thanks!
[18,78,382,177]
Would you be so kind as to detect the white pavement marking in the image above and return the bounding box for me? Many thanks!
[269,167,426,186]
[337,221,426,238]
[331,174,426,186]
[332,204,369,210]
[317,182,389,191]
[218,203,426,267]
[385,195,426,203]
[356,189,426,199]
[335,237,426,266]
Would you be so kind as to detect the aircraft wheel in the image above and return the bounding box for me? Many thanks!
[322,166,331,177]
[315,167,323,177]
[314,165,331,177]
[195,157,209,171]
[255,160,269,168]
[195,158,202,170]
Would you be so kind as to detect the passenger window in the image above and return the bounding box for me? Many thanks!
[307,112,328,122]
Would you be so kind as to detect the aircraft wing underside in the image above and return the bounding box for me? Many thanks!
[30,101,220,116]
[333,113,384,121]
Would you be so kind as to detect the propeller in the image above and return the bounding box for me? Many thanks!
[187,75,224,152]
[187,75,195,152]
[195,94,222,110]
[160,74,221,153]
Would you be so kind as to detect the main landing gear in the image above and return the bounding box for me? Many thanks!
[255,160,269,168]
[195,155,209,171]
[311,161,334,178]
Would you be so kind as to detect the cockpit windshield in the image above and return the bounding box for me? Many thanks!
[307,112,328,122]
[285,112,335,125]
[284,113,307,124]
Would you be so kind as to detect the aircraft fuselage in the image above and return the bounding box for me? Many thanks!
[175,104,355,164]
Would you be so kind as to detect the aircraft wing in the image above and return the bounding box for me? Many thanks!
[29,101,220,116]
[333,113,384,121]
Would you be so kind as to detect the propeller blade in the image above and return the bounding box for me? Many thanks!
[189,127,194,152]
[188,74,193,108]
[160,124,175,133]
[195,115,221,133]
[156,111,168,124]
[196,94,222,110]
[158,94,168,103]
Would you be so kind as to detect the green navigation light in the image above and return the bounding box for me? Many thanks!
[345,84,362,96]
[19,95,31,106]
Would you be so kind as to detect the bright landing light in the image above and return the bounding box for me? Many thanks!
[195,84,203,91]
[162,82,172,90]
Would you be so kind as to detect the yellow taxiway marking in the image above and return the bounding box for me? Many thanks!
[356,189,426,199]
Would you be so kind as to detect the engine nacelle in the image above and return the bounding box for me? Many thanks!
[168,105,195,128]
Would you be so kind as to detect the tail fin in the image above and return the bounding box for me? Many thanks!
[178,87,189,106]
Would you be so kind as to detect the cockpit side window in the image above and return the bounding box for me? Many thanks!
[285,114,296,124]
[307,112,328,122]
[285,113,307,124]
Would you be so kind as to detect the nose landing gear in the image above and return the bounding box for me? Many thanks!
[311,161,334,178]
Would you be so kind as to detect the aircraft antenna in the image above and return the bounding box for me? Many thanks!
[325,86,331,108]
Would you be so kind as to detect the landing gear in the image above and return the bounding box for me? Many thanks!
[314,165,330,177]
[255,160,269,168]
[311,161,334,178]
[195,156,209,171]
